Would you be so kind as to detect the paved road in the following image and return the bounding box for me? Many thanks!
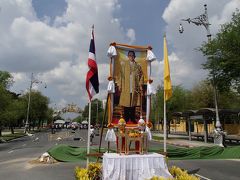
[169,159,240,180]
[0,129,88,180]
[0,129,239,180]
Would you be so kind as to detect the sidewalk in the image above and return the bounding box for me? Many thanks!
[152,133,215,148]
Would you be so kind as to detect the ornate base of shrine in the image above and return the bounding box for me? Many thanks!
[116,127,148,155]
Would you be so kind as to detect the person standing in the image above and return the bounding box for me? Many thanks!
[90,125,95,145]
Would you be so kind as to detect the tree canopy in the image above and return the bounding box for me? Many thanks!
[151,85,191,124]
[0,71,13,89]
[150,80,240,125]
[0,70,52,135]
[21,91,50,129]
[200,9,240,93]
[82,99,104,125]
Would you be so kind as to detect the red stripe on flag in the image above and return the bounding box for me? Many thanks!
[88,58,98,73]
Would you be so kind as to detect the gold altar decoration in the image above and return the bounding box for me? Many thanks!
[128,129,141,138]
[118,116,126,134]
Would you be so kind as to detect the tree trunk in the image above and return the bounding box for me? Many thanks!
[10,126,14,134]
[38,120,41,130]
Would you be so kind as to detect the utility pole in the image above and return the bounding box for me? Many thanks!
[179,4,224,146]
[24,73,45,133]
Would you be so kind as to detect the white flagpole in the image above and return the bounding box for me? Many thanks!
[87,101,91,166]
[146,61,151,123]
[163,92,167,153]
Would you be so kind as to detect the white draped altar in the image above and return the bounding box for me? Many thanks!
[103,153,172,180]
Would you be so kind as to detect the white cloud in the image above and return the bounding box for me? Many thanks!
[151,52,208,90]
[12,72,26,82]
[1,0,131,108]
[126,28,136,44]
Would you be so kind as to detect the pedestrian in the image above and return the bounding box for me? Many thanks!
[90,125,95,145]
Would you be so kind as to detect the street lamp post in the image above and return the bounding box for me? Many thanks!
[179,4,224,146]
[24,73,44,134]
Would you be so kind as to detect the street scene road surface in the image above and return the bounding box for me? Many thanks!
[1,129,240,180]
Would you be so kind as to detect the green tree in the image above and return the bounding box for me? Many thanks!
[0,71,13,89]
[0,86,12,136]
[151,85,191,129]
[82,99,103,125]
[1,99,25,134]
[73,115,83,123]
[0,71,15,135]
[200,9,240,93]
[22,91,50,130]
[190,80,215,109]
[190,80,240,109]
[46,108,54,126]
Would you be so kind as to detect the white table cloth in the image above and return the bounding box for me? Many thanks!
[103,153,172,180]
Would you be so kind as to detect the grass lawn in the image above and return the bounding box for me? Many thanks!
[152,135,163,141]
[1,133,26,141]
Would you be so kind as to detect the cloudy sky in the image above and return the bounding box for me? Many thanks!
[0,0,239,111]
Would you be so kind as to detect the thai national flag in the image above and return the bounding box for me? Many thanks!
[86,26,99,101]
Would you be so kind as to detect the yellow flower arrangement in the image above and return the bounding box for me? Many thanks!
[75,163,102,180]
[75,167,88,179]
[88,163,102,179]
[75,163,200,180]
[150,166,200,180]
[169,166,200,180]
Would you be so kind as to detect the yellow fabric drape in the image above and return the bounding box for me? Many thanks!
[163,36,172,101]
[107,94,112,124]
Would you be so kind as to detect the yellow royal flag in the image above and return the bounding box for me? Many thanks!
[163,35,172,101]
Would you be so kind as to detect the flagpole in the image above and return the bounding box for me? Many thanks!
[163,34,172,154]
[86,24,99,166]
[87,101,91,166]
[163,33,167,153]
[163,92,167,153]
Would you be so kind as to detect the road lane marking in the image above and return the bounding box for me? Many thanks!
[195,173,212,180]
[8,150,14,153]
